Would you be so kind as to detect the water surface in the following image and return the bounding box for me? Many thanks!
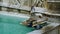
[0,14,34,34]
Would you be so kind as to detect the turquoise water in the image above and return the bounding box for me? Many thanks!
[0,14,34,34]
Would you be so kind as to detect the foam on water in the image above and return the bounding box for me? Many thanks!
[0,11,30,18]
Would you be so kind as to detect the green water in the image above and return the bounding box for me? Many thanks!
[0,14,34,34]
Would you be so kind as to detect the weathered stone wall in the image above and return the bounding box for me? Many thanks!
[47,2,60,14]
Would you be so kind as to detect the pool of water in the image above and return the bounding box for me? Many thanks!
[0,14,34,34]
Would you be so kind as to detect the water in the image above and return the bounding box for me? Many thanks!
[0,14,34,34]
